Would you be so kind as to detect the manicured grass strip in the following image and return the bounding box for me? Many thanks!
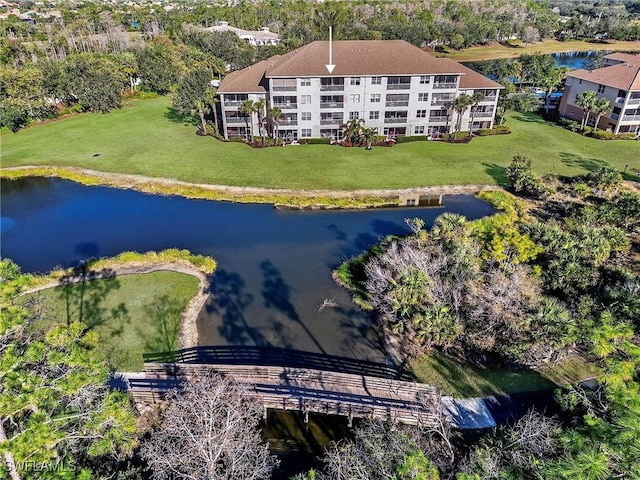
[441,39,640,62]
[410,354,599,398]
[24,271,199,372]
[2,96,638,191]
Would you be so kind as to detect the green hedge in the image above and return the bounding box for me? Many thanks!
[587,130,637,140]
[476,125,511,136]
[298,138,331,145]
[396,135,430,143]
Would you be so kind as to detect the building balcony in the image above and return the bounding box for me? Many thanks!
[474,111,495,118]
[224,117,246,124]
[621,114,640,122]
[279,120,298,126]
[481,96,497,103]
[385,101,409,107]
[224,101,243,107]
[433,83,457,89]
[428,116,448,123]
[273,104,297,109]
[384,117,408,123]
[387,84,411,90]
[431,99,454,106]
[627,98,640,106]
[272,86,297,92]
[320,102,344,108]
[320,85,344,91]
[320,119,343,125]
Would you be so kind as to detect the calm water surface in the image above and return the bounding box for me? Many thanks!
[1,178,495,362]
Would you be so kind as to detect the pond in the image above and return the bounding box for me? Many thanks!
[0,177,495,363]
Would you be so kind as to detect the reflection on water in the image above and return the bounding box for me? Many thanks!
[1,178,495,361]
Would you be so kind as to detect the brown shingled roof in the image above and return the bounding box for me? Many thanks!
[604,52,640,64]
[219,40,502,92]
[569,59,640,91]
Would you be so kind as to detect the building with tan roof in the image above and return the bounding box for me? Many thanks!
[204,21,280,47]
[218,40,502,140]
[559,53,640,134]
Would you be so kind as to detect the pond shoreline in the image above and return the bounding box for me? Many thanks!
[0,165,495,209]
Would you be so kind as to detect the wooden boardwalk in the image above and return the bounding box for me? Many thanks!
[127,347,441,426]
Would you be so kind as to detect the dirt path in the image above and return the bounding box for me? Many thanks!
[1,165,494,202]
[23,263,209,348]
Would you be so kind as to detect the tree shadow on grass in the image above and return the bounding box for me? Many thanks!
[558,152,609,173]
[512,112,547,124]
[482,162,510,186]
[142,294,184,354]
[164,107,195,125]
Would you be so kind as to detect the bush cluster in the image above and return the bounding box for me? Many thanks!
[396,135,430,143]
[441,132,473,143]
[476,125,511,136]
[587,130,638,140]
[298,137,331,145]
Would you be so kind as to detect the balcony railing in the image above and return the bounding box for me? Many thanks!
[433,82,457,89]
[387,84,411,90]
[272,86,297,92]
[384,117,408,123]
[385,101,409,107]
[320,102,344,108]
[224,117,246,124]
[320,119,343,125]
[474,111,495,118]
[224,101,244,107]
[320,85,344,91]
[621,114,640,122]
[279,120,298,126]
[627,98,640,106]
[481,96,497,103]
[273,103,297,109]
[428,116,448,122]
[431,99,454,106]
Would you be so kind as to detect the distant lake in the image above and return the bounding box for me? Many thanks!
[1,178,495,362]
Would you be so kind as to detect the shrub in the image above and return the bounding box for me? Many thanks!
[558,117,582,132]
[506,155,550,197]
[476,125,511,136]
[396,135,430,143]
[583,165,622,193]
[298,137,331,145]
[228,136,246,143]
[587,130,637,140]
[441,132,472,143]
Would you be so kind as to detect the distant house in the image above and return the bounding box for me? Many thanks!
[559,53,640,134]
[217,40,502,141]
[203,21,280,47]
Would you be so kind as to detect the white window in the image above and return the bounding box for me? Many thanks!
[301,112,311,121]
[349,111,359,120]
[351,77,361,86]
[420,75,430,84]
[370,93,381,103]
[369,111,379,120]
[418,93,429,101]
[300,78,311,86]
[415,126,425,134]
[300,95,311,104]
[301,128,312,137]
[416,110,427,118]
[350,94,361,103]
[371,76,382,85]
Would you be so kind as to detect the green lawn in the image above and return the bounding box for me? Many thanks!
[25,271,199,372]
[410,354,599,398]
[1,96,638,190]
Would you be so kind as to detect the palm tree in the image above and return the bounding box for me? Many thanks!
[204,89,219,135]
[266,106,282,140]
[443,101,454,133]
[453,94,472,133]
[362,127,378,150]
[192,99,208,134]
[341,118,365,144]
[539,66,568,114]
[591,97,611,132]
[576,90,598,132]
[467,91,485,137]
[254,98,267,143]
[238,99,255,141]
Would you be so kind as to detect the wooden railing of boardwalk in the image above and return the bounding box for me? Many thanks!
[127,346,440,426]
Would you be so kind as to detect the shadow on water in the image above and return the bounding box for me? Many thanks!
[205,269,263,346]
[559,152,608,172]
[482,162,510,186]
[260,260,327,354]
